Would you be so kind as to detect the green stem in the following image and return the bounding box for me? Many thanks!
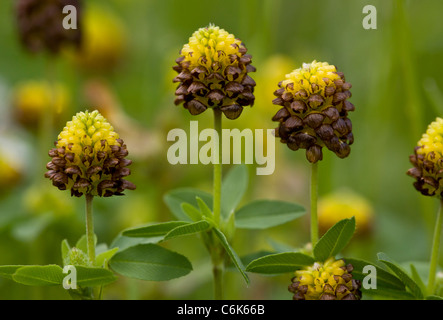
[427,198,443,295]
[85,194,95,265]
[213,108,222,227]
[212,108,223,299]
[212,263,224,300]
[310,162,319,247]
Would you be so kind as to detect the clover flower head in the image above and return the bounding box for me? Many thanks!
[408,117,443,197]
[173,24,256,119]
[272,60,354,163]
[288,258,361,300]
[16,0,82,54]
[45,110,135,197]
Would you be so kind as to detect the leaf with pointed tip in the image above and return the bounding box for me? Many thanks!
[212,228,249,285]
[74,266,117,287]
[196,196,213,219]
[109,244,192,281]
[221,165,248,219]
[61,239,71,263]
[122,221,189,238]
[235,200,305,229]
[245,252,315,274]
[95,247,119,268]
[163,220,212,241]
[344,258,405,291]
[181,202,203,222]
[313,217,355,262]
[0,265,24,280]
[377,252,423,299]
[12,265,64,286]
[164,188,213,221]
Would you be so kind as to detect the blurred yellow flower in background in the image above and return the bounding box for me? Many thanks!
[318,189,374,236]
[12,80,70,131]
[0,156,22,196]
[68,4,126,72]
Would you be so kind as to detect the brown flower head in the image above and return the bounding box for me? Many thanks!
[45,110,136,197]
[173,24,256,120]
[16,0,82,54]
[272,61,354,163]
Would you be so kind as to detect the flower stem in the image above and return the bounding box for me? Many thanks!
[85,194,95,265]
[310,162,319,247]
[212,107,224,300]
[427,198,443,295]
[213,263,224,300]
[213,108,222,227]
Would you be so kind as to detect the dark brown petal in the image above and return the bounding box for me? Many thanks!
[323,107,340,121]
[185,99,207,115]
[304,113,324,129]
[65,166,82,176]
[272,108,290,122]
[316,124,334,140]
[306,145,323,163]
[284,116,303,130]
[290,100,307,114]
[225,81,244,94]
[220,104,243,120]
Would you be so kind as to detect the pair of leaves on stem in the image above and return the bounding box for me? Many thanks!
[0,235,117,289]
[118,165,306,285]
[245,216,442,300]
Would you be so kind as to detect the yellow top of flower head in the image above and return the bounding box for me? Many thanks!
[57,110,119,163]
[318,190,373,234]
[295,258,351,300]
[417,117,443,161]
[281,60,340,95]
[181,24,243,69]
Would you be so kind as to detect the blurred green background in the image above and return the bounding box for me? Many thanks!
[1,0,443,299]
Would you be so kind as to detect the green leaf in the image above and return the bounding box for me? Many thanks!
[377,252,423,299]
[122,221,189,238]
[196,196,213,219]
[344,258,405,291]
[163,220,212,241]
[12,265,64,286]
[76,234,97,253]
[181,202,203,222]
[245,252,315,274]
[313,217,355,262]
[410,263,426,296]
[75,266,117,287]
[95,247,119,268]
[212,228,249,285]
[109,244,192,281]
[0,265,24,280]
[221,165,248,219]
[164,188,213,221]
[426,295,443,300]
[61,239,71,263]
[235,200,305,230]
[110,233,164,250]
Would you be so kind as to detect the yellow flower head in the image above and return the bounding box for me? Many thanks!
[12,80,69,130]
[272,60,354,163]
[0,156,22,195]
[45,110,135,197]
[408,117,443,197]
[318,189,374,236]
[289,258,361,300]
[173,24,256,119]
[281,61,341,97]
[68,4,126,72]
[181,25,243,71]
